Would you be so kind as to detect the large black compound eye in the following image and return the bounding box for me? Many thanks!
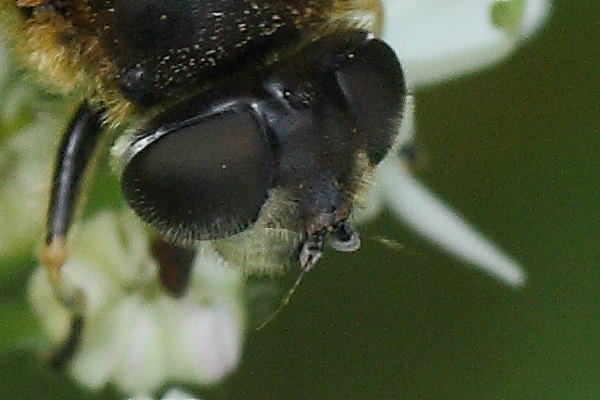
[333,35,406,165]
[122,108,274,242]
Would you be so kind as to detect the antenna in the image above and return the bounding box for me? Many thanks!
[256,267,310,330]
[256,230,408,330]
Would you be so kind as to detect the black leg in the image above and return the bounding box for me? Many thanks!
[37,102,103,368]
[49,314,84,370]
[151,236,196,297]
[40,102,104,283]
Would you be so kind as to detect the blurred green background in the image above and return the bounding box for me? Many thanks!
[0,1,598,399]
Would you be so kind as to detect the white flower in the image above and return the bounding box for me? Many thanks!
[383,0,551,89]
[377,137,526,286]
[29,211,245,396]
[361,0,551,286]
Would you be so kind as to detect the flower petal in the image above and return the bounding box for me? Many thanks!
[108,295,168,394]
[382,0,551,88]
[162,389,201,400]
[72,211,153,286]
[28,268,71,342]
[377,157,526,286]
[522,0,552,35]
[159,296,244,385]
[68,303,127,390]
[160,249,244,385]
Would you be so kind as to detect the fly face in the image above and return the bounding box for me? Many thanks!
[117,30,406,272]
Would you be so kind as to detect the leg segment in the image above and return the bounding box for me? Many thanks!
[151,236,196,297]
[49,314,84,369]
[38,102,103,367]
[40,102,104,284]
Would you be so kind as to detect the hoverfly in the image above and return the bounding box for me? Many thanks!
[1,0,405,311]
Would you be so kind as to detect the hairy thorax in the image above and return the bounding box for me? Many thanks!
[2,0,340,123]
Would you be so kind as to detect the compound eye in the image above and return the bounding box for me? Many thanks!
[122,108,274,242]
[334,37,406,165]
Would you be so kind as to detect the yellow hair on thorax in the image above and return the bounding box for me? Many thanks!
[0,1,135,126]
